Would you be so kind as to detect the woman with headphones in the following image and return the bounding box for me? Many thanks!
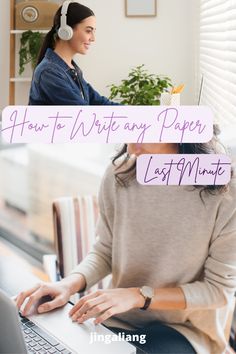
[29,1,118,105]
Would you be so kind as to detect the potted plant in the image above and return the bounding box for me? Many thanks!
[19,30,44,75]
[109,64,172,105]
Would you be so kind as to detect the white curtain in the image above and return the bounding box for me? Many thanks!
[199,0,236,128]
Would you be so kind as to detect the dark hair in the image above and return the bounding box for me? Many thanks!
[37,2,94,65]
[112,124,232,195]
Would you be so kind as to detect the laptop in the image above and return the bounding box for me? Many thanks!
[0,289,137,354]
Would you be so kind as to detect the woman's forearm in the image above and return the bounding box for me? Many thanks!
[135,287,187,310]
[151,287,186,310]
[60,273,86,295]
[61,276,187,310]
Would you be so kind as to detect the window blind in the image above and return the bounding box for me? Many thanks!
[199,0,236,127]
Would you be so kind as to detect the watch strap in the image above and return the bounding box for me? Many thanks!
[139,286,153,310]
[140,296,152,310]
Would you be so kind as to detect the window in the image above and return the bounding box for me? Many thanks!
[199,0,236,128]
[0,143,115,260]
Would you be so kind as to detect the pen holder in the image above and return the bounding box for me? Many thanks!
[160,93,180,106]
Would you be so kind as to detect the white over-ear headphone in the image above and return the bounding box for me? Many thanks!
[58,1,74,41]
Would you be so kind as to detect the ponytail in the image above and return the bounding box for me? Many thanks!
[36,26,57,66]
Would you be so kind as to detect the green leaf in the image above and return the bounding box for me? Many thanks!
[18,30,44,75]
[108,64,172,105]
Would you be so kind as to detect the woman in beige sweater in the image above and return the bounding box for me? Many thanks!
[16,136,236,353]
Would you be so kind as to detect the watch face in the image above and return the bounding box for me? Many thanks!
[142,286,153,298]
[21,6,39,23]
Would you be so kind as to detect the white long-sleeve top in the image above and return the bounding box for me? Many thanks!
[72,164,236,354]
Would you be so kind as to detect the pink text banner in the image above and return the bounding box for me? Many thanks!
[137,154,231,185]
[1,105,213,144]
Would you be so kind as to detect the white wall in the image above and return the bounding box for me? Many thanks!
[0,0,199,109]
[79,0,199,104]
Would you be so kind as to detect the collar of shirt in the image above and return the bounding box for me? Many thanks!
[45,48,82,76]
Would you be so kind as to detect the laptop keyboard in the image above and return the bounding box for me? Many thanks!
[19,313,74,354]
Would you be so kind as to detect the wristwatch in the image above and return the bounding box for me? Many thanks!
[139,286,154,310]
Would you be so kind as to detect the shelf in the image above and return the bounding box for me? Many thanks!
[11,30,49,34]
[10,78,31,82]
[9,0,51,104]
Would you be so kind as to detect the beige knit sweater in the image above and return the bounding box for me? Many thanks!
[72,164,236,354]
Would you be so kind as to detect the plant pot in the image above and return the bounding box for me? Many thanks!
[160,93,180,106]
